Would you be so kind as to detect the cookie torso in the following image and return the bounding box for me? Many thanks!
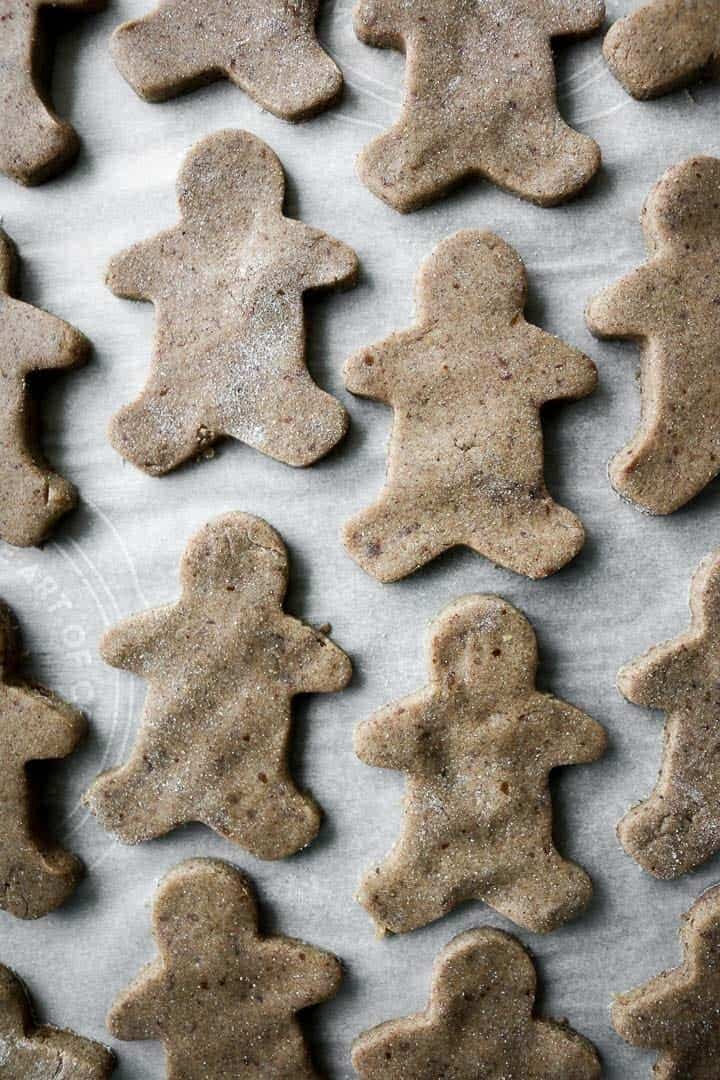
[587,156,720,514]
[344,231,596,582]
[354,0,604,210]
[108,859,342,1079]
[112,0,342,118]
[355,595,606,935]
[84,512,351,857]
[353,929,601,1079]
[107,129,358,476]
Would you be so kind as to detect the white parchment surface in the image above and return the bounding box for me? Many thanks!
[1,1,719,1076]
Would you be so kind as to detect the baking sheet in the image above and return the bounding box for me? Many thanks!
[2,1,719,1075]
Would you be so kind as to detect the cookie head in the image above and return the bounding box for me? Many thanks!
[433,930,536,1020]
[643,156,720,253]
[153,860,257,958]
[419,231,527,324]
[177,130,285,228]
[180,512,288,604]
[429,596,537,698]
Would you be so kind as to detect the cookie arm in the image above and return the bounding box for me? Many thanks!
[354,696,431,770]
[106,237,166,300]
[303,233,359,292]
[344,334,408,402]
[12,305,88,374]
[586,268,658,340]
[108,963,167,1041]
[10,687,85,761]
[533,696,607,766]
[100,609,173,675]
[612,974,693,1048]
[617,642,697,710]
[275,941,343,1007]
[547,1,605,37]
[290,624,352,694]
[530,329,597,402]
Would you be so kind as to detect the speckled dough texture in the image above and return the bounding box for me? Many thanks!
[0,600,85,920]
[587,156,720,515]
[0,965,115,1078]
[344,231,597,582]
[617,550,720,879]
[0,0,104,185]
[352,928,601,1079]
[355,595,607,936]
[0,229,88,549]
[108,858,342,1079]
[604,0,720,99]
[353,0,605,212]
[84,512,352,856]
[106,129,358,477]
[612,884,720,1079]
[111,0,342,119]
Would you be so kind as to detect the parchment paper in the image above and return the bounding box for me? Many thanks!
[2,1,719,1076]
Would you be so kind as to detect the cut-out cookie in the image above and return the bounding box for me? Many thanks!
[112,0,342,120]
[617,549,720,879]
[353,928,601,1079]
[613,884,720,1078]
[85,512,351,857]
[107,129,358,477]
[355,595,606,935]
[604,0,719,99]
[344,231,597,582]
[0,600,85,919]
[353,0,604,212]
[0,964,115,1078]
[587,156,720,515]
[108,858,342,1078]
[0,228,88,548]
[0,1,105,186]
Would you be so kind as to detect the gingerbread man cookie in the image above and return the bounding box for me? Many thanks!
[604,0,719,99]
[613,884,720,1079]
[0,1,105,186]
[107,129,358,477]
[0,229,88,548]
[356,595,606,935]
[112,1,342,120]
[617,550,720,879]
[85,512,351,857]
[587,156,720,515]
[353,929,601,1079]
[0,965,114,1078]
[344,231,597,582]
[0,601,85,920]
[353,0,604,212]
[108,858,342,1079]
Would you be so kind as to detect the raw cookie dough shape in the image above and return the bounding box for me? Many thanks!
[352,928,601,1079]
[111,0,342,120]
[0,964,115,1078]
[0,0,105,186]
[353,0,605,212]
[0,228,88,548]
[108,858,342,1079]
[84,512,352,857]
[604,0,720,99]
[344,231,597,583]
[587,156,720,515]
[617,549,720,879]
[355,595,607,935]
[0,600,85,920]
[613,884,720,1079]
[106,129,358,477]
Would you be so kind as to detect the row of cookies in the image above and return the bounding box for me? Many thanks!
[3,509,719,1075]
[4,134,716,587]
[5,856,718,1078]
[5,2,717,205]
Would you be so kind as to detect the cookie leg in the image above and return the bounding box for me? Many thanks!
[344,499,450,582]
[357,855,455,934]
[212,786,322,860]
[224,382,348,467]
[111,13,216,102]
[109,396,207,477]
[0,848,82,920]
[0,466,76,548]
[467,501,585,579]
[0,77,78,186]
[357,117,468,213]
[84,765,180,844]
[618,798,706,879]
[485,854,593,932]
[609,436,715,515]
